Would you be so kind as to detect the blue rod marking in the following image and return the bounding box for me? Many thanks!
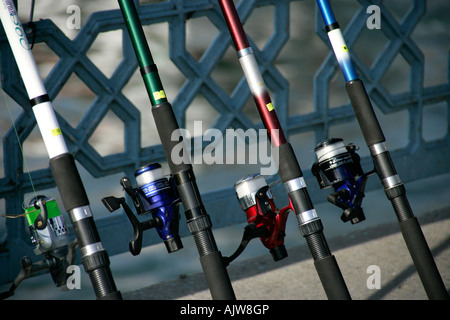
[341,60,358,82]
[316,0,358,81]
[317,0,337,26]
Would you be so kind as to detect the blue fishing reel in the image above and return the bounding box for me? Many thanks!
[102,163,183,255]
[312,138,374,224]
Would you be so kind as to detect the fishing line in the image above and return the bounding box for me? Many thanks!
[0,87,39,208]
[1,207,36,219]
[1,0,47,217]
[27,0,36,50]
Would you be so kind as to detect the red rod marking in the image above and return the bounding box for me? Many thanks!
[219,0,287,147]
[254,92,287,147]
[218,0,249,51]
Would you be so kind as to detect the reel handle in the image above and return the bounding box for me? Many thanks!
[33,198,48,230]
[101,196,161,256]
[223,224,269,266]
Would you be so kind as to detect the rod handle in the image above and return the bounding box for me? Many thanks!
[345,79,385,146]
[314,255,352,300]
[152,102,192,175]
[200,251,236,300]
[399,217,449,300]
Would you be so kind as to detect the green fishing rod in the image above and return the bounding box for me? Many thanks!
[315,0,448,299]
[117,0,236,300]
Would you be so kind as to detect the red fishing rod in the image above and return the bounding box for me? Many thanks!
[217,0,351,300]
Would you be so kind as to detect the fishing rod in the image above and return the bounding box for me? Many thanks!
[117,0,236,300]
[0,0,122,300]
[217,0,351,300]
[316,0,448,300]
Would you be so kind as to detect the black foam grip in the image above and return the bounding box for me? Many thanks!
[199,251,236,300]
[289,187,314,216]
[373,152,397,180]
[276,143,303,182]
[175,171,203,213]
[345,79,385,146]
[49,153,89,212]
[50,154,121,300]
[399,217,449,300]
[151,102,192,174]
[314,255,352,300]
[72,218,101,248]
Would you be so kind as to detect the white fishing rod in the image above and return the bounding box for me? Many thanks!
[0,0,121,299]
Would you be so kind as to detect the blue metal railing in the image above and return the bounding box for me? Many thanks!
[0,0,448,286]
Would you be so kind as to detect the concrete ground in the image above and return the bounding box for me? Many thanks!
[123,205,450,300]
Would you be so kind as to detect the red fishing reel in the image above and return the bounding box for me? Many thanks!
[224,174,292,265]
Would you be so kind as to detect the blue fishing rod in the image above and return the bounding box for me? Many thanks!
[315,0,448,300]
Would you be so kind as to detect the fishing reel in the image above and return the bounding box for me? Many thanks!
[223,174,291,266]
[312,138,374,224]
[102,163,183,255]
[1,195,77,299]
